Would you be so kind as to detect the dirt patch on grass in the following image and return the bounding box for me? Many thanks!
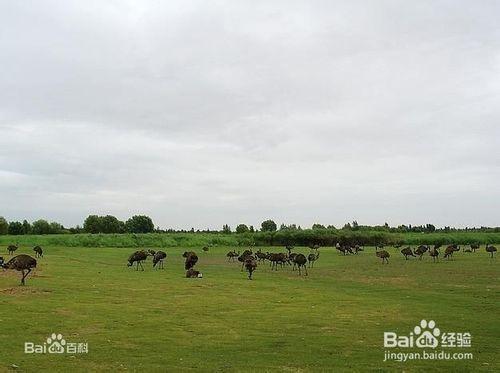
[354,275,415,288]
[0,287,52,296]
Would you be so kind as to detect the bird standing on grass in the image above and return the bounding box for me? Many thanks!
[33,246,44,258]
[152,251,167,269]
[376,247,390,264]
[486,245,497,258]
[127,250,148,271]
[2,254,37,285]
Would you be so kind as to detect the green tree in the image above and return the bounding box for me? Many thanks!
[312,223,326,230]
[22,219,32,234]
[125,215,154,233]
[222,224,231,234]
[32,219,52,234]
[0,217,9,235]
[235,224,249,234]
[49,222,63,234]
[84,215,102,233]
[101,215,125,233]
[8,221,24,235]
[261,219,277,232]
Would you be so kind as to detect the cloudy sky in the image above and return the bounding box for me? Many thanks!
[0,0,499,229]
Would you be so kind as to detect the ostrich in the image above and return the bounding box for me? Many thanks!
[226,250,239,262]
[255,249,267,262]
[353,245,363,254]
[429,247,440,262]
[244,257,257,280]
[7,245,18,255]
[335,244,347,255]
[288,253,298,270]
[2,254,37,285]
[308,252,320,267]
[184,252,199,270]
[237,250,253,271]
[268,253,286,271]
[401,247,415,260]
[152,251,167,269]
[293,254,308,275]
[486,245,497,258]
[127,250,148,271]
[186,268,203,278]
[147,249,156,256]
[470,244,479,253]
[309,244,320,253]
[444,245,460,260]
[285,245,294,255]
[413,245,429,260]
[33,246,44,258]
[336,246,346,255]
[375,247,390,264]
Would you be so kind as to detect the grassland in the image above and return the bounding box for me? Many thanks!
[0,244,498,372]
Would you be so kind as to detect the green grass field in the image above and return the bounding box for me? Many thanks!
[0,245,498,372]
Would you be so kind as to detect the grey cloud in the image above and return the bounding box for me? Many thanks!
[0,0,499,228]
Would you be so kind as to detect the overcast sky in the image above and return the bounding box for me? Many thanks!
[0,0,499,229]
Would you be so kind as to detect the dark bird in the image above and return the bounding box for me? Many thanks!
[353,245,363,254]
[226,250,239,262]
[288,253,298,270]
[33,246,44,258]
[184,252,198,270]
[186,268,203,278]
[244,257,257,280]
[401,247,415,260]
[255,249,267,262]
[376,248,390,264]
[308,252,320,267]
[127,250,148,271]
[470,244,479,253]
[336,245,347,255]
[293,254,308,275]
[7,245,18,255]
[429,247,440,262]
[443,245,460,260]
[152,251,167,269]
[268,252,286,271]
[237,250,253,271]
[2,254,37,285]
[413,245,429,260]
[202,246,209,252]
[486,245,497,258]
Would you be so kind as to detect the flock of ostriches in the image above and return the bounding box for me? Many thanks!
[0,242,497,285]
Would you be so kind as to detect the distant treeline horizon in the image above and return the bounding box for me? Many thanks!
[0,214,499,236]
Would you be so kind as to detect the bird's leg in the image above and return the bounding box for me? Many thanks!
[140,261,144,271]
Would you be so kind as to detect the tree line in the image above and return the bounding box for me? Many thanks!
[0,215,498,236]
